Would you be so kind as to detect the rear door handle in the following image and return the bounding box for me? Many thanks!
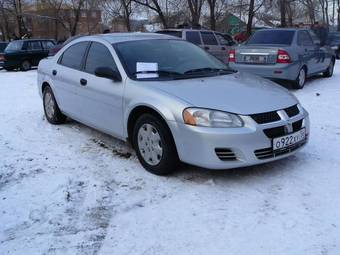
[52,70,57,76]
[204,46,210,50]
[80,78,87,86]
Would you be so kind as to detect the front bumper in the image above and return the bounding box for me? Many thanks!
[229,62,301,81]
[168,109,309,170]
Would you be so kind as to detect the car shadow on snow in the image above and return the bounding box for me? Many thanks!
[61,118,305,184]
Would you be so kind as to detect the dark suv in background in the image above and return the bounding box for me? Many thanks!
[3,39,55,71]
[0,41,9,68]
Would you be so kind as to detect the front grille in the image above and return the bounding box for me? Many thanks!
[285,105,299,117]
[215,148,237,161]
[263,119,304,138]
[293,119,303,132]
[251,111,281,124]
[254,140,307,160]
[263,126,285,138]
[250,105,300,124]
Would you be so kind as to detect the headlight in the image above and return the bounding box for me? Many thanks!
[183,108,243,128]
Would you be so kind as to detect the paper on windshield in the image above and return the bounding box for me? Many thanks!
[136,62,159,79]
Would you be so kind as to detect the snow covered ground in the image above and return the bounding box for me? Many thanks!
[0,63,340,255]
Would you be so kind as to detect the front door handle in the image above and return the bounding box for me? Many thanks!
[52,70,57,76]
[80,78,87,86]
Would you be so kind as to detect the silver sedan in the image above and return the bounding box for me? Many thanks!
[229,28,335,89]
[37,33,310,175]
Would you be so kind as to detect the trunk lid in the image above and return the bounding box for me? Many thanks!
[236,45,287,65]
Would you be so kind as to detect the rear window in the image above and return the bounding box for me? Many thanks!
[5,41,24,51]
[156,31,182,38]
[248,30,295,45]
[201,32,218,45]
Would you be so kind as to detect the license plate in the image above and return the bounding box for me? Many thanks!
[273,128,306,151]
[245,55,266,63]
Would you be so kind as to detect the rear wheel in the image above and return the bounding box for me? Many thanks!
[292,67,306,89]
[132,114,179,175]
[43,86,66,124]
[323,59,335,78]
[20,60,31,71]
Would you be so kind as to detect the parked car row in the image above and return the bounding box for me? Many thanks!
[37,33,310,175]
[229,28,336,89]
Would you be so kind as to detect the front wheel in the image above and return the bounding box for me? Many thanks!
[132,114,179,175]
[43,86,66,124]
[292,67,306,89]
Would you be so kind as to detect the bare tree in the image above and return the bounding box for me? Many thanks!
[132,0,168,28]
[187,0,204,25]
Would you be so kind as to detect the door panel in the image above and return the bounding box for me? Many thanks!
[53,41,89,117]
[77,42,124,137]
[297,31,317,74]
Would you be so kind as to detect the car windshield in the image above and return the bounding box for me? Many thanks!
[247,30,295,45]
[5,41,24,51]
[114,39,232,80]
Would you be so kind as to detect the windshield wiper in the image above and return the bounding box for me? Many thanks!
[184,67,232,75]
[132,70,183,77]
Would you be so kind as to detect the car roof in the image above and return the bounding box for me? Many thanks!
[255,28,307,32]
[158,28,220,33]
[77,32,180,44]
[9,39,54,42]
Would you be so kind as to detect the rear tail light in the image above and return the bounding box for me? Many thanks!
[229,49,236,62]
[277,50,291,63]
[0,54,4,61]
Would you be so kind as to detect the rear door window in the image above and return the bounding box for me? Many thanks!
[200,32,218,45]
[59,41,88,70]
[84,42,118,74]
[298,31,313,46]
[42,41,55,49]
[248,30,295,45]
[27,41,43,50]
[186,31,202,45]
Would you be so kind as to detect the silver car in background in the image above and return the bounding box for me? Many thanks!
[37,33,309,175]
[229,28,335,89]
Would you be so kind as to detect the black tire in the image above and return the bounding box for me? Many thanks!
[20,60,31,71]
[323,59,335,78]
[292,67,306,89]
[43,86,66,124]
[132,114,179,175]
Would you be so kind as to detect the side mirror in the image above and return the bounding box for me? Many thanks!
[94,67,122,82]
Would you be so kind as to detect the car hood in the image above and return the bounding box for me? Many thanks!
[148,72,298,115]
